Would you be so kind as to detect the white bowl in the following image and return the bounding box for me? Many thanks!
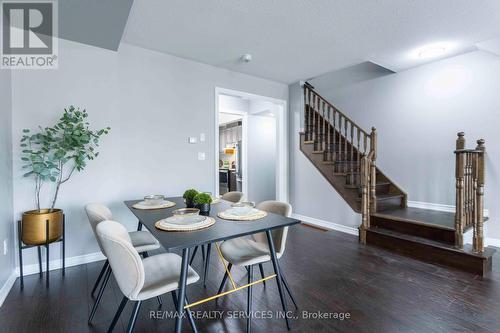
[144,195,165,206]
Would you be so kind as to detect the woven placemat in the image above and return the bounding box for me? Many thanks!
[218,209,267,221]
[155,217,215,232]
[132,201,176,210]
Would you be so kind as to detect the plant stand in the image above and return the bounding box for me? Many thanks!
[18,215,65,289]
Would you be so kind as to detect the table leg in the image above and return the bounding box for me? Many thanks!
[137,220,142,231]
[266,230,290,330]
[204,243,211,287]
[175,247,190,333]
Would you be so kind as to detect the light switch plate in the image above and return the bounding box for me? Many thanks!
[198,152,206,160]
[188,137,197,144]
[200,133,205,142]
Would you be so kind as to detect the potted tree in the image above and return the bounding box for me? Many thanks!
[193,193,213,214]
[183,189,198,208]
[20,106,110,245]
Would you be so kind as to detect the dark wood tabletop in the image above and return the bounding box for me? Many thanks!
[124,197,300,251]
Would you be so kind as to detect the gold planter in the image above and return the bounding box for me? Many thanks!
[21,209,63,245]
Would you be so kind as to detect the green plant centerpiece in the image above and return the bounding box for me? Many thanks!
[193,192,213,214]
[183,189,198,208]
[19,106,110,245]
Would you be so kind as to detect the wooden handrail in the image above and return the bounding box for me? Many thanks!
[304,84,376,243]
[454,132,486,252]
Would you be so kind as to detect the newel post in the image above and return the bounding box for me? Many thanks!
[369,127,377,212]
[455,132,465,248]
[474,139,485,252]
[359,155,369,244]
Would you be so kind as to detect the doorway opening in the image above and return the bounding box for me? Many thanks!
[214,88,287,203]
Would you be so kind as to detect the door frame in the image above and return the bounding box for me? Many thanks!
[214,87,288,202]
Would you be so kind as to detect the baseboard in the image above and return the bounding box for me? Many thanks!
[292,213,359,236]
[408,200,489,217]
[0,271,17,307]
[16,251,105,277]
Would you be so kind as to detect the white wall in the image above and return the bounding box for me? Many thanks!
[0,69,15,290]
[290,50,500,240]
[11,39,288,266]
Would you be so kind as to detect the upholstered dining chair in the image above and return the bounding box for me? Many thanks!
[221,191,244,203]
[96,220,200,333]
[217,200,298,332]
[85,203,162,324]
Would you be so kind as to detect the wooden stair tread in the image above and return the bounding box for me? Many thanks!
[367,227,496,258]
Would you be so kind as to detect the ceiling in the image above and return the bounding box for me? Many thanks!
[121,0,500,83]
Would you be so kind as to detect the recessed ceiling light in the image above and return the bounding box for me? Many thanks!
[418,46,446,59]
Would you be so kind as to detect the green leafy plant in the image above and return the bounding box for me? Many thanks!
[20,106,110,212]
[193,193,212,205]
[183,189,199,201]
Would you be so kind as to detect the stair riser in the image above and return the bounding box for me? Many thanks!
[353,183,391,196]
[371,216,456,245]
[366,230,492,276]
[376,196,405,211]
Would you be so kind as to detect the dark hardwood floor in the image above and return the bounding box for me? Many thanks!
[2,225,500,333]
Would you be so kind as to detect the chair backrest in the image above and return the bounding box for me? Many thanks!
[85,203,113,253]
[96,220,145,300]
[252,200,292,256]
[221,191,244,203]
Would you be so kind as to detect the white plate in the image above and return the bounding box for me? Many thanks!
[224,208,261,217]
[162,215,206,226]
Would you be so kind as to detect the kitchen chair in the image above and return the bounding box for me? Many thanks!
[218,200,298,332]
[85,203,162,324]
[221,191,244,203]
[96,220,200,333]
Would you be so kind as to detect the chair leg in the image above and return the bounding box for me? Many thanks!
[88,266,112,323]
[127,301,142,333]
[281,273,298,310]
[185,295,198,333]
[37,246,42,277]
[156,295,163,307]
[203,243,211,287]
[108,296,128,333]
[17,221,23,289]
[45,220,49,288]
[189,246,199,265]
[247,265,254,333]
[171,290,178,309]
[91,260,109,297]
[258,264,266,287]
[216,263,232,301]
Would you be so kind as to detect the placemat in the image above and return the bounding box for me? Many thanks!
[217,209,267,221]
[155,216,215,232]
[132,200,176,210]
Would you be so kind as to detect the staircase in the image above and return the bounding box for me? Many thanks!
[300,83,494,276]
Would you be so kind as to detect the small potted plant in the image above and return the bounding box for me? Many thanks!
[183,189,198,208]
[20,106,110,245]
[193,193,213,214]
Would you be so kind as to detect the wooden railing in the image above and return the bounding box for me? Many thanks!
[303,83,377,243]
[455,132,486,252]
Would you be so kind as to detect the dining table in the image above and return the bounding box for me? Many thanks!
[124,196,301,333]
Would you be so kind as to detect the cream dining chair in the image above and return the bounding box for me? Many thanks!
[85,203,162,324]
[96,220,200,333]
[221,191,244,203]
[217,200,298,332]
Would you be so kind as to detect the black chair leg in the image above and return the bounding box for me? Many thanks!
[127,301,142,333]
[189,246,199,265]
[247,265,254,333]
[156,295,163,307]
[258,264,266,287]
[45,219,49,288]
[185,295,198,333]
[216,263,232,303]
[108,296,128,333]
[281,274,298,310]
[203,243,211,287]
[17,221,23,289]
[89,266,112,323]
[91,260,109,297]
[37,246,42,277]
[171,290,179,309]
